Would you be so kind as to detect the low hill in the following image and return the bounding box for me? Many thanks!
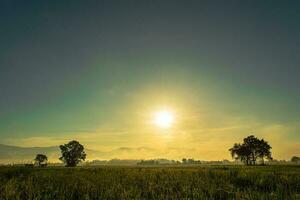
[0,144,59,163]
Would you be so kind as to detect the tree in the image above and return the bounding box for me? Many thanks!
[229,135,272,165]
[291,156,300,163]
[229,143,252,165]
[34,154,48,167]
[59,140,86,167]
[256,139,272,165]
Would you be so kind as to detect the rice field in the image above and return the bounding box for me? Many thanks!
[0,165,299,200]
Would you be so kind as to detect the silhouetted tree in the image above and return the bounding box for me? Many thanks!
[34,154,48,167]
[229,143,252,165]
[256,138,272,165]
[59,140,86,167]
[229,135,272,165]
[291,156,300,163]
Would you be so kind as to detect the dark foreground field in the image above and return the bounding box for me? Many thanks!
[0,165,300,200]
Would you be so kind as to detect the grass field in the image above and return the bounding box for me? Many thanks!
[0,165,300,200]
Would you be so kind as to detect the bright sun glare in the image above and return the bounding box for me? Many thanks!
[153,111,174,128]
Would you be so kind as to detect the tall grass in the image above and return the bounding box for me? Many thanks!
[0,165,299,199]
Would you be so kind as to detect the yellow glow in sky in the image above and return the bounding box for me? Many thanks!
[153,110,174,128]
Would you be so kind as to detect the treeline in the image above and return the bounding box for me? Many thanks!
[137,158,200,165]
[22,135,299,167]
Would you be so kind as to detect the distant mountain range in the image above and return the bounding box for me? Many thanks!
[0,144,60,163]
[0,144,157,164]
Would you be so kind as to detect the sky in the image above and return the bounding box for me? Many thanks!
[0,0,299,161]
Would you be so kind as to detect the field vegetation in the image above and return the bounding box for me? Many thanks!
[0,165,299,200]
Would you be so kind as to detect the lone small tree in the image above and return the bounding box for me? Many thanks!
[291,156,300,163]
[229,135,272,165]
[34,154,48,167]
[59,140,86,167]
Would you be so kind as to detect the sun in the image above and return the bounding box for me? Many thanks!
[153,110,174,128]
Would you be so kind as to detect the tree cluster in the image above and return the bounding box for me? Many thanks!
[229,135,272,165]
[182,158,201,164]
